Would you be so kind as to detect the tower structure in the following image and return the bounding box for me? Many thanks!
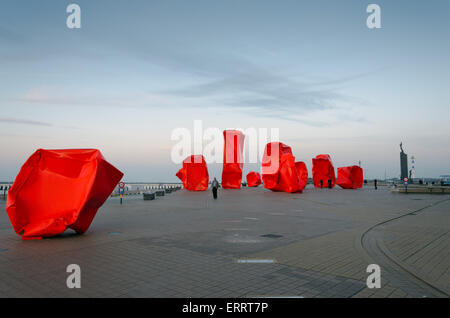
[400,142,408,181]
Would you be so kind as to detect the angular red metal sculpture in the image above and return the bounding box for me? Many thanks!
[295,161,308,191]
[221,130,245,189]
[176,155,209,191]
[261,142,307,193]
[336,166,364,189]
[312,154,336,188]
[6,149,123,240]
[246,171,262,187]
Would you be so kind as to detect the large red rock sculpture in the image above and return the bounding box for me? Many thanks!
[221,130,245,189]
[176,155,209,191]
[336,166,363,189]
[261,142,307,193]
[6,149,123,240]
[295,161,308,191]
[246,171,262,187]
[312,154,336,188]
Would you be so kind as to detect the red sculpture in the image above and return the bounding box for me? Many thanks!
[295,161,308,190]
[336,166,364,189]
[312,154,336,188]
[176,155,209,191]
[6,149,123,240]
[261,142,307,193]
[246,171,262,187]
[221,130,245,189]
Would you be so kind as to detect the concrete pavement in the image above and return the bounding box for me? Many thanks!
[0,185,448,298]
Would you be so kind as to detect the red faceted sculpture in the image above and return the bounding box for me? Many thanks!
[336,166,363,189]
[176,155,209,191]
[246,171,262,187]
[6,149,123,240]
[295,161,308,191]
[312,154,336,188]
[221,130,245,189]
[261,142,307,193]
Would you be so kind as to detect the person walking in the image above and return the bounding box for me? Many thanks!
[328,179,332,189]
[320,179,324,188]
[374,179,378,190]
[212,177,220,199]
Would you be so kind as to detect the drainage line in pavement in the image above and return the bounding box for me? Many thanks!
[360,197,450,297]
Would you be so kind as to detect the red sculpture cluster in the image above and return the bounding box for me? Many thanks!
[261,142,308,193]
[5,130,365,240]
[336,166,364,189]
[6,149,123,240]
[175,130,363,193]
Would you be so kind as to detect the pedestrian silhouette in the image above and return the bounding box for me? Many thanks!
[212,178,220,199]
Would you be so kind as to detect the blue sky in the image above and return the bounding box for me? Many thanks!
[1,0,449,181]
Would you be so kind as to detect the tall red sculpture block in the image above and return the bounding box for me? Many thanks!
[312,154,336,188]
[222,130,245,189]
[336,166,364,189]
[261,142,307,193]
[246,171,262,187]
[176,155,209,191]
[6,149,123,240]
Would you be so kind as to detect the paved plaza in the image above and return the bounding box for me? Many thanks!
[0,186,448,298]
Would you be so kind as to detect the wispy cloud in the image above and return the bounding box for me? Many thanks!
[0,117,52,127]
[162,64,372,125]
[11,87,180,113]
[115,35,377,123]
[17,89,81,105]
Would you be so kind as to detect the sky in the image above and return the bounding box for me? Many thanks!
[0,0,449,182]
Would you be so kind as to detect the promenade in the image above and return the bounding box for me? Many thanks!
[0,186,448,298]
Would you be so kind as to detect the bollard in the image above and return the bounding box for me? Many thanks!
[143,192,155,200]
